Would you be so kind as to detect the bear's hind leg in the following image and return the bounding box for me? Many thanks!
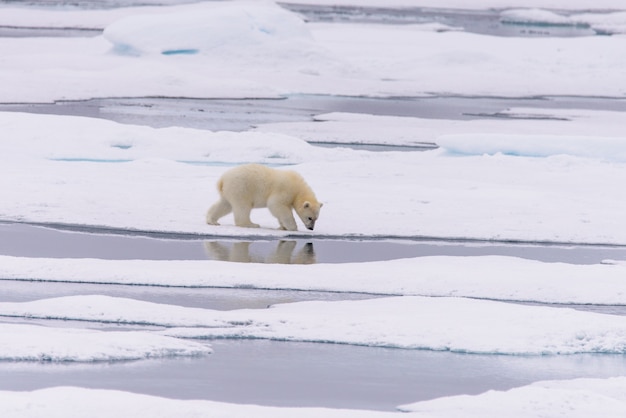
[233,205,260,228]
[206,198,232,225]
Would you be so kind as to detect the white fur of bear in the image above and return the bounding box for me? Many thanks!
[206,164,323,231]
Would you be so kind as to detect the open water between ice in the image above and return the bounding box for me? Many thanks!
[2,222,625,265]
[2,339,626,411]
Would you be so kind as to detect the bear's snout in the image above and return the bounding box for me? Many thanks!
[307,226,314,231]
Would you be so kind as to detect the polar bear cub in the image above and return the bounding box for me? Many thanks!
[206,164,323,231]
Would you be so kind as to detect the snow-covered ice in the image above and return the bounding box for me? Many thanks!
[0,323,211,362]
[2,111,626,243]
[399,377,626,417]
[4,294,626,355]
[2,1,626,101]
[2,0,626,416]
[2,255,626,305]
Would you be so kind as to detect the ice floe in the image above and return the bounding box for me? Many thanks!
[0,323,211,362]
[3,295,626,355]
[2,255,626,305]
[2,111,626,243]
[102,2,316,60]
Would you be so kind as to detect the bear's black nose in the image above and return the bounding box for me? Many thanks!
[307,226,314,230]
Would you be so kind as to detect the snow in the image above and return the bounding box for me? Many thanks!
[500,9,581,26]
[3,2,626,101]
[102,2,315,58]
[398,377,626,417]
[2,110,625,243]
[258,108,626,150]
[0,386,397,418]
[2,255,626,305]
[2,0,626,416]
[4,294,626,355]
[0,323,211,362]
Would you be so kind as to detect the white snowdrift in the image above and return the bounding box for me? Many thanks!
[2,255,626,305]
[0,323,211,362]
[399,377,626,417]
[103,2,315,58]
[4,295,626,355]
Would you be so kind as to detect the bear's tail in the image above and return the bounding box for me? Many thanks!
[217,178,224,194]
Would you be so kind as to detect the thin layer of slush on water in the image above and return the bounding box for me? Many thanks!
[1,339,626,411]
[1,222,624,265]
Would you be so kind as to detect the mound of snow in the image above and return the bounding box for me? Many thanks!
[0,112,356,165]
[500,9,578,26]
[399,377,626,417]
[103,1,317,60]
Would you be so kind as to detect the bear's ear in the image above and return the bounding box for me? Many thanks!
[303,201,310,208]
[320,203,324,208]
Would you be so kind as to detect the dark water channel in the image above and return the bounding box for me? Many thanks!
[2,222,625,265]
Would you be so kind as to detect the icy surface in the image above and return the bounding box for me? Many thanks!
[2,111,626,243]
[2,2,626,101]
[399,377,626,417]
[3,295,626,355]
[0,323,211,362]
[102,2,316,58]
[2,255,626,305]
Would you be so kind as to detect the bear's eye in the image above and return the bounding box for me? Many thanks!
[307,217,313,221]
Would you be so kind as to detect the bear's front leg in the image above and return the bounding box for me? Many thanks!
[268,200,297,231]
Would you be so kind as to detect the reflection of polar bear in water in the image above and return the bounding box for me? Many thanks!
[206,164,322,231]
[204,240,316,264]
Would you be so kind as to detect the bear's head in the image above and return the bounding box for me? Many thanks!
[296,201,323,230]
